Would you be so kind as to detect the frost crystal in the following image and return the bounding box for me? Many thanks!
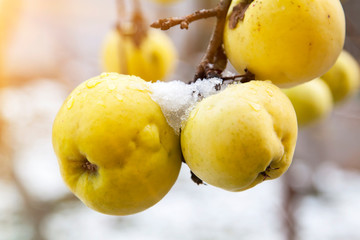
[147,78,225,135]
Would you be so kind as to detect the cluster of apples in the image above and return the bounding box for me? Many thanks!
[52,0,348,215]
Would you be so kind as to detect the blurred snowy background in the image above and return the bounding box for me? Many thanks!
[1,0,360,240]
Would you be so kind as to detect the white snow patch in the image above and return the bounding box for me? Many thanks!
[147,78,226,135]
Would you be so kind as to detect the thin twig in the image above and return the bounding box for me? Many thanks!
[130,0,148,47]
[151,8,219,30]
[222,70,255,83]
[115,0,147,47]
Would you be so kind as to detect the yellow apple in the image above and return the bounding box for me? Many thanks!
[52,73,182,215]
[282,78,333,126]
[181,81,298,191]
[101,27,177,82]
[223,0,345,87]
[321,50,360,103]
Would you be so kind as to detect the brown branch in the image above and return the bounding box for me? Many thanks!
[10,152,77,240]
[151,8,218,30]
[150,0,233,82]
[193,0,232,81]
[115,0,147,47]
[130,4,148,47]
[283,176,297,240]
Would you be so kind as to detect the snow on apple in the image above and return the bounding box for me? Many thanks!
[147,77,224,135]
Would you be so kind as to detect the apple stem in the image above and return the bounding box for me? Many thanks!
[218,69,255,86]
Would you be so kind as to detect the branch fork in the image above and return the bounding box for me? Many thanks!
[151,0,235,82]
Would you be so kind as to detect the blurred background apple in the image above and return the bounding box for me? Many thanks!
[321,50,360,103]
[283,78,333,126]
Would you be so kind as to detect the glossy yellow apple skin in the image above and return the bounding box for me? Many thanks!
[321,50,360,103]
[102,28,177,82]
[282,78,333,126]
[224,0,345,87]
[181,81,298,191]
[52,73,182,215]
